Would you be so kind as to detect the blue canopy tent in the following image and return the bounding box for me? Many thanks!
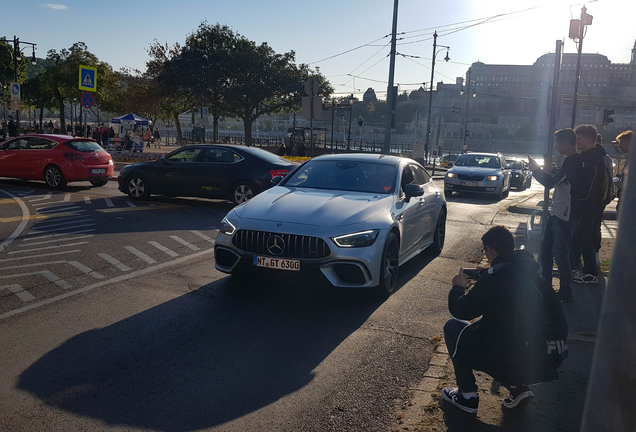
[111,113,150,126]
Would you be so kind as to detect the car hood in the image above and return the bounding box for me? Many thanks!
[450,166,501,176]
[234,187,394,227]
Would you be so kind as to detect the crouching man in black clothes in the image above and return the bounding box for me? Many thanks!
[441,226,568,414]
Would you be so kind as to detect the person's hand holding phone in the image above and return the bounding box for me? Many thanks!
[527,154,540,171]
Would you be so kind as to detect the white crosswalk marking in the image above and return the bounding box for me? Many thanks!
[38,205,83,214]
[105,199,115,208]
[170,235,200,251]
[125,246,157,264]
[190,230,215,244]
[27,193,52,202]
[7,242,89,254]
[64,194,71,202]
[32,216,92,229]
[0,250,81,262]
[18,235,93,247]
[0,270,72,290]
[31,223,95,233]
[149,241,179,257]
[126,201,137,207]
[21,229,96,241]
[97,253,132,272]
[0,284,36,302]
[84,196,92,205]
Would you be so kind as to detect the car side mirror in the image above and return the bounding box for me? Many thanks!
[403,183,424,201]
[271,175,283,185]
[447,161,454,167]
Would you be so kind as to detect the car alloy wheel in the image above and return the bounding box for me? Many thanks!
[127,175,149,200]
[232,182,254,205]
[376,232,400,296]
[44,165,67,189]
[431,208,447,254]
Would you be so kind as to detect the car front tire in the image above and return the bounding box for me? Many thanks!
[126,174,150,200]
[44,165,67,189]
[231,181,256,205]
[374,231,400,297]
[430,208,447,254]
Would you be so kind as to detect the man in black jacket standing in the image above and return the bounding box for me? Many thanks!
[442,226,567,414]
[529,128,585,302]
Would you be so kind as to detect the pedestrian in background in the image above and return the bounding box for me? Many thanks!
[7,116,17,137]
[614,130,632,215]
[592,133,615,260]
[153,128,161,148]
[92,126,101,145]
[101,125,110,148]
[297,141,307,157]
[529,128,585,303]
[277,140,286,156]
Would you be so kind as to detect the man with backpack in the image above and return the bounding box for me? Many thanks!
[570,125,612,284]
[442,226,568,414]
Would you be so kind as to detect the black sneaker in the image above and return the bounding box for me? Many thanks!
[502,389,534,409]
[557,290,574,303]
[573,273,598,284]
[441,387,479,414]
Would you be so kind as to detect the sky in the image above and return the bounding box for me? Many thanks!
[4,0,635,100]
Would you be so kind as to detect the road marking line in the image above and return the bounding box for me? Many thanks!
[190,230,216,244]
[32,201,72,207]
[170,235,200,251]
[20,229,96,241]
[96,204,182,213]
[126,201,137,207]
[1,284,36,302]
[125,246,157,264]
[0,250,81,262]
[0,270,72,290]
[0,212,82,223]
[84,195,92,205]
[38,206,83,214]
[64,193,71,202]
[7,242,89,254]
[97,253,132,272]
[32,216,92,229]
[27,193,52,202]
[2,260,104,279]
[0,248,214,320]
[0,190,30,253]
[31,223,96,233]
[18,235,94,247]
[149,241,179,257]
[105,199,115,207]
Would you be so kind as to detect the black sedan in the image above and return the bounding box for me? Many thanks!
[508,159,532,190]
[118,144,297,204]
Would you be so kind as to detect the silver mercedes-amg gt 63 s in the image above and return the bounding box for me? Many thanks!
[214,153,447,296]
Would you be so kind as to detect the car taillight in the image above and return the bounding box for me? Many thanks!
[270,169,291,177]
[64,152,85,161]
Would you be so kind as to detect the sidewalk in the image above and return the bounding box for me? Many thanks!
[393,192,614,431]
[509,189,619,220]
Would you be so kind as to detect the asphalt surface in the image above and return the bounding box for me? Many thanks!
[0,177,539,432]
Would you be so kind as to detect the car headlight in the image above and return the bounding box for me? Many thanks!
[220,216,236,236]
[332,229,380,248]
[446,172,456,178]
[486,175,499,181]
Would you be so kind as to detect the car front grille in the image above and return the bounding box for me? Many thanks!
[457,174,485,181]
[232,230,331,259]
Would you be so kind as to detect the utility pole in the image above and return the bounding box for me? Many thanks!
[330,99,335,152]
[570,5,593,128]
[462,68,472,149]
[425,32,450,162]
[383,0,399,154]
[543,40,564,228]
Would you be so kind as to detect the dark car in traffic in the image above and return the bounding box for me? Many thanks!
[118,144,297,204]
[508,159,532,190]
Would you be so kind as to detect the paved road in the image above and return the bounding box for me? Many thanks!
[0,178,537,432]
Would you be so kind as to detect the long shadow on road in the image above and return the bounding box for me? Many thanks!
[16,277,387,431]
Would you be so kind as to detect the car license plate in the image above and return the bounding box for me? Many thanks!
[91,169,106,174]
[461,181,479,187]
[254,256,300,271]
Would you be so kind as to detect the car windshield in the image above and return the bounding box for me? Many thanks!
[64,140,105,152]
[511,162,524,169]
[455,155,501,168]
[283,160,397,194]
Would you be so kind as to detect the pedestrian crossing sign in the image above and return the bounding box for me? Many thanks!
[79,65,97,91]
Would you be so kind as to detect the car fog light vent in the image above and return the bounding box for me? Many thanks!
[334,263,366,284]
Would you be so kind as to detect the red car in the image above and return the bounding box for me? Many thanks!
[0,134,114,189]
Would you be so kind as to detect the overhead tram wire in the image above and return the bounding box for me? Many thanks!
[307,35,389,65]
[401,55,456,82]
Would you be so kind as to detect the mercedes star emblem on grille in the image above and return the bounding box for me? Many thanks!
[266,235,285,255]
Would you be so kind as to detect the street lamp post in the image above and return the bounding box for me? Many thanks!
[425,31,450,162]
[346,94,354,152]
[461,68,476,150]
[1,35,37,137]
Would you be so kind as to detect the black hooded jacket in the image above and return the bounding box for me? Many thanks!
[449,250,566,385]
[579,145,612,207]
